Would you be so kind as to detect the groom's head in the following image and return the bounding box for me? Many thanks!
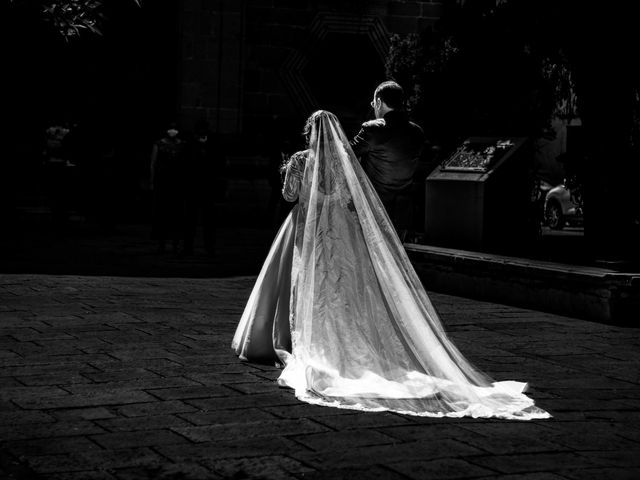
[371,81,405,118]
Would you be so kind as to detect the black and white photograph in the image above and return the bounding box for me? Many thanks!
[1,0,639,479]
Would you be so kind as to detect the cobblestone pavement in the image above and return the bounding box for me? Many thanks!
[1,274,639,480]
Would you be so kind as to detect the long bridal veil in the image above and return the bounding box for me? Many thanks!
[274,111,549,420]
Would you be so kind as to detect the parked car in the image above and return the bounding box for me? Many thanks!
[544,178,583,229]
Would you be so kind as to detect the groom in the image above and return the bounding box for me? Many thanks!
[350,81,425,239]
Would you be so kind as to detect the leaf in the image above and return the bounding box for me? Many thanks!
[37,0,141,38]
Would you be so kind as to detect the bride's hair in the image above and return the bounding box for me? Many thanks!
[280,110,338,176]
[303,110,339,147]
[301,110,347,195]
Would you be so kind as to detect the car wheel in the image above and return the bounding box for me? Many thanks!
[545,201,565,230]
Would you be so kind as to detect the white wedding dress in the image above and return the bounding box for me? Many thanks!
[233,111,550,420]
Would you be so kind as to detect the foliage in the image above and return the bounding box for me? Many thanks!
[385,34,421,109]
[8,0,140,39]
[540,54,578,120]
[386,32,459,113]
[385,0,582,149]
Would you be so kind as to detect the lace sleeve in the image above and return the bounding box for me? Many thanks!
[282,150,307,202]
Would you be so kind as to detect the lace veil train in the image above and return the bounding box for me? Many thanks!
[271,110,550,420]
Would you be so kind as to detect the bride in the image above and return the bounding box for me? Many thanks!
[232,110,550,420]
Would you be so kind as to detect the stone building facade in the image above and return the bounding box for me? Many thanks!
[179,0,443,148]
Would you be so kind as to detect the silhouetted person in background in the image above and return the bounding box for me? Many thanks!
[183,119,219,256]
[64,118,107,227]
[350,81,425,241]
[150,122,185,253]
[43,121,73,229]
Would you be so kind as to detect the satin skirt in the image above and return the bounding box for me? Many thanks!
[231,206,297,364]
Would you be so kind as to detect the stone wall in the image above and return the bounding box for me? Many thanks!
[405,243,640,326]
[179,0,443,147]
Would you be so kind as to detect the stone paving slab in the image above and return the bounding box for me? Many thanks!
[0,274,639,479]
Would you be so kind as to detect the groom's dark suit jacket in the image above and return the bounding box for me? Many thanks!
[350,110,425,231]
[350,110,425,195]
